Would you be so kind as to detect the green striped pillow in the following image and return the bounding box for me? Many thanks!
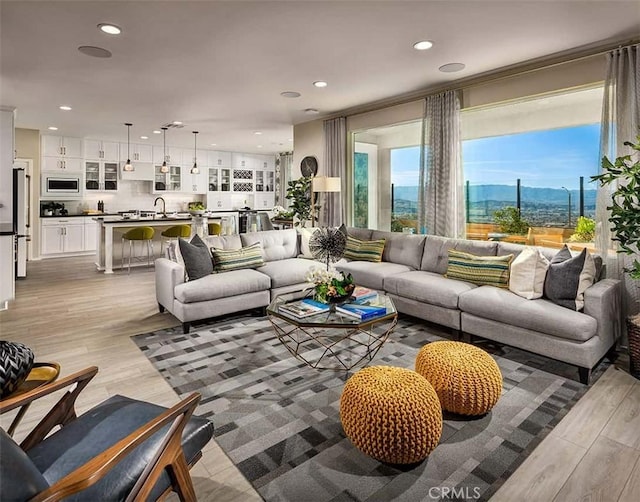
[211,242,264,272]
[343,236,385,262]
[445,250,514,288]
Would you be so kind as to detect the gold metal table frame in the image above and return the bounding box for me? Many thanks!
[267,292,398,371]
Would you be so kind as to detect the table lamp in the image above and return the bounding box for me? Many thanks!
[311,176,341,227]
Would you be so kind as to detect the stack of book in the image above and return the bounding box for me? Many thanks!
[336,300,387,321]
[279,298,330,318]
[350,286,378,304]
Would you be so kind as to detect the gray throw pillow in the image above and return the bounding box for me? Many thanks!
[543,245,596,311]
[178,234,213,281]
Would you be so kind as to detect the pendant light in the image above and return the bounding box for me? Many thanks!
[123,123,134,172]
[190,131,199,174]
[160,127,169,173]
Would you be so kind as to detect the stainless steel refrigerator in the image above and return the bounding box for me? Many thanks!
[12,167,30,278]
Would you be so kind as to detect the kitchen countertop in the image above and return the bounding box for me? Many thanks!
[40,213,120,218]
[96,216,195,224]
[0,223,15,235]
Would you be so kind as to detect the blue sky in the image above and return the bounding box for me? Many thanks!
[390,124,601,189]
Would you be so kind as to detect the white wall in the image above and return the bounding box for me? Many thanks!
[292,120,324,179]
[0,108,15,223]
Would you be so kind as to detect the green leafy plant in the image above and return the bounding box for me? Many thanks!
[493,206,529,235]
[569,216,596,242]
[285,176,318,227]
[188,201,205,211]
[591,135,640,279]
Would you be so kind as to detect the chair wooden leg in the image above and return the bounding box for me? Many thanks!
[168,452,197,502]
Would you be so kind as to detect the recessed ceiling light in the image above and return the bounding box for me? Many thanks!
[281,91,301,98]
[288,138,293,142]
[304,108,319,115]
[98,23,122,35]
[439,63,466,73]
[257,145,263,148]
[153,130,161,134]
[210,143,217,146]
[413,40,434,51]
[172,121,183,125]
[254,131,262,135]
[78,46,112,58]
[313,81,328,88]
[140,136,148,140]
[48,126,58,131]
[59,105,72,111]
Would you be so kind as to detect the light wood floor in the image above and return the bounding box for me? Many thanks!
[1,255,639,501]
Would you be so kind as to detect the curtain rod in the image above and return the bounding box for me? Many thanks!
[319,37,640,122]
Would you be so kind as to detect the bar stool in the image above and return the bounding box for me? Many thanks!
[160,224,191,253]
[121,227,155,274]
[208,222,222,236]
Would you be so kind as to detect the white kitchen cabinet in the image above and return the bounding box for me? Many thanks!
[120,162,154,181]
[0,234,15,308]
[231,152,254,169]
[41,218,85,256]
[255,193,275,210]
[84,217,98,252]
[152,145,183,165]
[232,167,254,193]
[183,169,208,194]
[207,192,233,210]
[254,169,275,193]
[120,142,152,163]
[153,165,182,193]
[208,150,231,167]
[85,139,119,161]
[254,154,275,170]
[85,161,118,191]
[42,135,82,158]
[183,149,208,168]
[42,156,82,172]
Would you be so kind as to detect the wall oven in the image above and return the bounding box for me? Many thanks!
[41,173,82,199]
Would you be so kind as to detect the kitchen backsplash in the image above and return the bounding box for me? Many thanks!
[46,181,206,214]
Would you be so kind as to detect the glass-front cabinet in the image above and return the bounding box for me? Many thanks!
[208,167,232,192]
[85,161,118,191]
[208,168,219,191]
[154,165,182,192]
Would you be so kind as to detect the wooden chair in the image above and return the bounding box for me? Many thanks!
[532,234,564,248]
[0,366,213,502]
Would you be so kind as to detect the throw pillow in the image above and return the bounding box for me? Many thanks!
[178,234,213,281]
[343,236,385,262]
[297,227,320,259]
[211,242,264,272]
[445,249,514,288]
[509,247,550,299]
[544,245,596,311]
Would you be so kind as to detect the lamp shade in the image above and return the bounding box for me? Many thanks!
[312,176,341,193]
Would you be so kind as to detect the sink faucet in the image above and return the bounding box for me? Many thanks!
[154,196,166,217]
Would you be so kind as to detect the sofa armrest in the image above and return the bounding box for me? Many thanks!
[583,278,622,347]
[155,258,185,313]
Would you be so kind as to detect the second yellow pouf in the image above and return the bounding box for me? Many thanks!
[415,341,503,416]
[340,365,443,464]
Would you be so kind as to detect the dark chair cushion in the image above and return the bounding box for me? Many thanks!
[0,427,50,501]
[26,395,214,501]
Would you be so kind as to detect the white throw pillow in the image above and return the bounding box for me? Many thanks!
[509,247,550,300]
[297,227,319,259]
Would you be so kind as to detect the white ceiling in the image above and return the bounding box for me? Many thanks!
[1,0,638,154]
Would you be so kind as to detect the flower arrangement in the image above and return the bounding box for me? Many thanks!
[305,265,355,304]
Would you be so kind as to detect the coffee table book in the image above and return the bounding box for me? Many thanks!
[335,302,387,321]
[279,299,330,318]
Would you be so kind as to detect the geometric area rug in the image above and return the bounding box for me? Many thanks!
[132,314,606,502]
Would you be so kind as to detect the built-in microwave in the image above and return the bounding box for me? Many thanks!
[41,174,82,198]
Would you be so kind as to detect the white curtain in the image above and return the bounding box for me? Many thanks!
[596,45,640,324]
[276,151,293,208]
[418,90,465,237]
[322,117,346,227]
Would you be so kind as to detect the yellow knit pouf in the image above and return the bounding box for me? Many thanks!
[415,341,502,416]
[339,365,443,464]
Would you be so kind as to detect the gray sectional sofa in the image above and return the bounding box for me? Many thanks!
[155,227,621,384]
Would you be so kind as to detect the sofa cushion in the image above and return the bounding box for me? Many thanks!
[421,236,498,274]
[371,231,426,269]
[178,235,213,281]
[497,242,557,262]
[175,269,270,303]
[0,428,49,501]
[335,261,411,290]
[241,228,298,261]
[211,242,264,272]
[343,236,385,262]
[544,246,596,311]
[458,285,597,342]
[257,258,318,288]
[445,249,513,288]
[385,270,478,310]
[204,234,242,250]
[27,395,214,502]
[346,227,373,241]
[509,247,550,299]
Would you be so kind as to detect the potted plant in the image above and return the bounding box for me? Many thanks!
[285,176,318,227]
[493,206,529,235]
[591,135,640,378]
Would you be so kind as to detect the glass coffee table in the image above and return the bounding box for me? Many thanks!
[267,290,398,371]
